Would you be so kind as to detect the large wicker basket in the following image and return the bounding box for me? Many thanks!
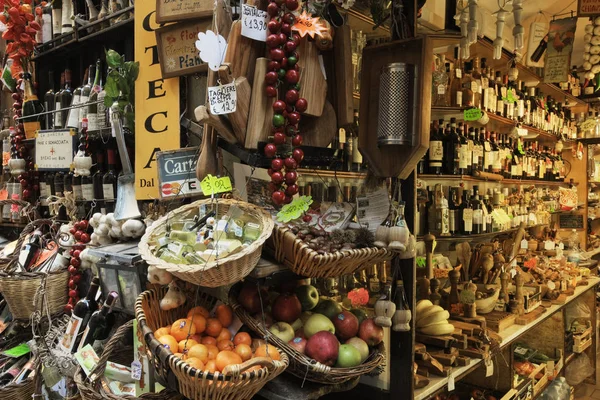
[0,375,36,400]
[228,283,386,384]
[75,320,184,400]
[139,198,274,287]
[267,225,393,278]
[135,288,289,400]
[0,218,68,320]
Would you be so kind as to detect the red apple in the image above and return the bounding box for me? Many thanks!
[272,293,302,323]
[294,328,306,339]
[359,318,384,346]
[288,336,307,354]
[238,284,267,314]
[305,331,339,366]
[333,311,359,341]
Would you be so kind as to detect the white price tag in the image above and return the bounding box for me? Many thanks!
[208,82,237,115]
[521,239,528,249]
[547,280,556,290]
[544,240,555,250]
[516,127,528,136]
[485,358,494,377]
[241,4,268,42]
[131,360,142,381]
[558,242,564,250]
[447,373,455,391]
[510,268,517,278]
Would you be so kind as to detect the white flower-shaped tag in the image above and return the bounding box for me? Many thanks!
[195,30,227,72]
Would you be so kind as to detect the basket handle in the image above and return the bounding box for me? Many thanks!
[88,320,134,383]
[222,356,278,377]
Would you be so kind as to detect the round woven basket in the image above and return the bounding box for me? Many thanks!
[267,225,393,278]
[75,320,184,400]
[228,283,386,384]
[0,376,36,400]
[139,198,274,287]
[0,218,68,320]
[135,288,289,400]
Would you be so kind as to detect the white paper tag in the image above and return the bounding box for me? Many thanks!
[447,373,455,391]
[131,360,142,381]
[485,358,494,377]
[544,240,555,250]
[558,242,564,250]
[208,82,237,115]
[547,280,556,290]
[196,30,228,71]
[517,127,528,136]
[241,4,268,42]
[521,239,528,249]
[511,268,517,278]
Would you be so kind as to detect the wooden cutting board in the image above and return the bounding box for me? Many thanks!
[333,25,353,127]
[297,37,327,117]
[299,101,336,148]
[245,57,274,149]
[218,64,251,143]
[223,20,265,86]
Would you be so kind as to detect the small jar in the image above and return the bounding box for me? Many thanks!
[243,222,261,243]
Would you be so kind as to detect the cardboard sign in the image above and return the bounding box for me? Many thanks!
[34,129,76,171]
[578,0,600,16]
[200,174,232,196]
[135,1,180,200]
[156,147,202,198]
[464,108,482,121]
[156,18,211,79]
[155,0,213,23]
[208,83,237,115]
[241,4,267,42]
[559,214,584,229]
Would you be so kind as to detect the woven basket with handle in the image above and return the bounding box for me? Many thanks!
[0,374,36,400]
[138,198,274,287]
[0,218,68,320]
[135,288,288,400]
[267,225,393,278]
[228,283,386,384]
[74,320,184,400]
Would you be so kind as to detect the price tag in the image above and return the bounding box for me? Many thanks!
[510,268,517,278]
[208,82,237,115]
[447,373,455,391]
[131,360,142,381]
[485,358,494,377]
[547,280,556,290]
[559,242,564,250]
[521,239,528,249]
[241,4,267,42]
[516,127,529,136]
[2,343,30,358]
[464,108,482,121]
[277,195,313,222]
[200,174,233,196]
[544,240,555,250]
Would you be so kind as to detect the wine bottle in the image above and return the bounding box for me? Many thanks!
[87,60,102,132]
[2,168,11,222]
[0,358,27,386]
[61,0,73,34]
[103,148,117,202]
[96,65,108,129]
[60,277,100,353]
[351,110,362,172]
[79,65,94,124]
[66,67,87,129]
[17,229,42,271]
[78,291,118,351]
[13,357,36,384]
[52,0,62,38]
[54,171,64,197]
[44,71,55,130]
[21,72,44,134]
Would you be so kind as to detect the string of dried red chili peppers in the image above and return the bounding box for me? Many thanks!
[263,1,308,206]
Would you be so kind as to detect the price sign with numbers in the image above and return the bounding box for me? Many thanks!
[277,196,313,222]
[200,174,233,196]
[463,108,482,121]
[241,4,267,42]
[208,82,237,115]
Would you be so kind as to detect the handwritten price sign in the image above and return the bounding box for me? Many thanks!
[200,174,233,196]
[277,195,313,222]
[208,82,237,115]
[241,4,267,42]
[463,108,482,121]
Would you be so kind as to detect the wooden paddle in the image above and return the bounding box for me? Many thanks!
[297,37,327,117]
[245,57,274,149]
[333,24,353,127]
[218,64,251,143]
[223,20,265,86]
[299,101,336,147]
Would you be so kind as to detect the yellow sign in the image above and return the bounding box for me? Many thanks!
[200,174,232,196]
[135,0,180,200]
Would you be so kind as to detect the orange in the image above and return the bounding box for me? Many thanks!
[205,360,217,373]
[205,318,223,338]
[255,344,281,361]
[187,306,210,319]
[217,340,235,351]
[188,315,206,334]
[234,343,252,361]
[154,327,171,339]
[206,344,219,360]
[178,339,199,353]
[171,318,197,342]
[216,328,231,342]
[201,336,217,346]
[187,344,209,363]
[233,332,252,346]
[190,334,202,343]
[158,335,178,353]
[215,351,242,372]
[216,304,233,328]
[184,357,205,370]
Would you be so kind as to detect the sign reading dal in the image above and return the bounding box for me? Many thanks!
[34,129,75,170]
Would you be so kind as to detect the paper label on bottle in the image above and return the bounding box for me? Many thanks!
[77,325,92,354]
[79,94,89,120]
[455,69,462,79]
[496,99,504,113]
[54,102,62,127]
[52,9,62,36]
[485,358,494,377]
[338,128,346,143]
[456,91,462,106]
[429,140,443,163]
[463,208,473,231]
[473,209,483,224]
[458,145,469,168]
[103,184,115,200]
[167,242,183,255]
[471,81,478,93]
[39,182,48,198]
[81,183,94,201]
[73,185,83,200]
[492,151,501,171]
[87,114,98,131]
[67,95,81,128]
[59,314,84,352]
[481,77,489,89]
[437,85,446,95]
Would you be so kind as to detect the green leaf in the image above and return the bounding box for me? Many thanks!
[124,61,140,81]
[105,77,119,98]
[104,95,114,108]
[105,49,123,68]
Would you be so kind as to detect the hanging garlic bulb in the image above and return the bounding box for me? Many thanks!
[493,9,507,60]
[467,0,479,44]
[512,0,524,49]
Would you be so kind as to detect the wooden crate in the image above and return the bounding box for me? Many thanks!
[573,321,593,353]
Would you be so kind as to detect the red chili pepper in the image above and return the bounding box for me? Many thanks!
[24,13,33,22]
[7,6,19,19]
[2,30,14,40]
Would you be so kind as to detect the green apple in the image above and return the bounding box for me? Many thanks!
[335,344,362,368]
[295,285,320,311]
[299,311,313,325]
[291,318,303,331]
[269,322,295,343]
[314,299,342,320]
[350,308,368,325]
[345,337,370,362]
[303,313,335,338]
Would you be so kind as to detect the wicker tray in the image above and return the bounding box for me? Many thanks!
[138,198,274,287]
[228,283,386,384]
[267,225,393,278]
[135,288,289,400]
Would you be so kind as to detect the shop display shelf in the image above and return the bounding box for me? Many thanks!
[416,224,546,242]
[418,174,573,187]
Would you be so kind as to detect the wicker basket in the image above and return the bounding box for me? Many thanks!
[0,218,68,320]
[228,283,385,384]
[268,225,393,278]
[75,320,184,400]
[135,288,289,400]
[139,198,274,287]
[0,376,36,400]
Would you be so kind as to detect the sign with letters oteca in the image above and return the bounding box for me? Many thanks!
[156,147,201,198]
[135,0,180,200]
[156,18,211,79]
[34,129,76,171]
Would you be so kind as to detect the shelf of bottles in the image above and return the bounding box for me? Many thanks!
[416,223,547,242]
[418,174,574,188]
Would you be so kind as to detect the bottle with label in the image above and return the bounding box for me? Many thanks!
[432,54,449,106]
[52,0,62,38]
[450,47,463,107]
[344,126,354,172]
[460,189,473,235]
[57,70,73,129]
[471,128,483,172]
[428,118,444,174]
[17,229,42,271]
[87,59,102,131]
[9,170,22,223]
[368,265,381,297]
[80,124,94,202]
[61,0,73,34]
[96,65,108,129]
[103,148,117,202]
[444,118,460,175]
[66,67,87,129]
[2,168,12,222]
[433,183,449,235]
[78,291,118,352]
[93,150,105,210]
[79,65,95,124]
[448,186,460,235]
[489,132,501,174]
[495,71,504,117]
[471,187,483,234]
[64,169,74,195]
[470,57,482,108]
[60,277,100,353]
[461,61,475,107]
[21,72,44,134]
[351,112,362,172]
[53,72,65,128]
[480,58,490,111]
[0,358,28,386]
[457,122,470,175]
[44,71,55,130]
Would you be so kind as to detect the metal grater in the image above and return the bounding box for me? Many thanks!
[377,62,413,146]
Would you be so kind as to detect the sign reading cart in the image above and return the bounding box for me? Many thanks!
[34,129,75,170]
[156,147,202,198]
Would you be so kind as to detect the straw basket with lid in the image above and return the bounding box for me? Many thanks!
[138,198,274,287]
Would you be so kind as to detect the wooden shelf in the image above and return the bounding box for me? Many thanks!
[416,223,546,242]
[297,168,366,180]
[417,174,574,187]
[0,222,28,228]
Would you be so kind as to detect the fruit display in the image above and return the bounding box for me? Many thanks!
[415,300,454,336]
[286,224,376,254]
